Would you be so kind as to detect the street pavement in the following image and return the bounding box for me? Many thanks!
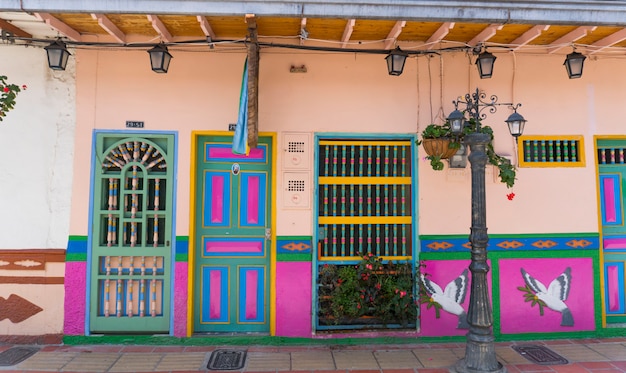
[0,337,625,373]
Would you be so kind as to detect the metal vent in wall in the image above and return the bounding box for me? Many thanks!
[283,132,310,170]
[283,172,310,208]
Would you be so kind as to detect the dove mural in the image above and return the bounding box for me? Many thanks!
[420,269,470,329]
[520,267,574,326]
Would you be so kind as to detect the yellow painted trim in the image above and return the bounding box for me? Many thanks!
[268,132,277,336]
[188,131,276,335]
[518,135,585,168]
[188,130,236,336]
[187,131,199,337]
[319,140,412,146]
[593,135,607,327]
[318,176,412,185]
[319,255,412,261]
[319,216,412,224]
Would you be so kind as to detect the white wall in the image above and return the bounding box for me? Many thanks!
[0,44,76,249]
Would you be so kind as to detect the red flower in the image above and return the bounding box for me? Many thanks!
[22,85,27,90]
[507,192,516,201]
[3,87,9,93]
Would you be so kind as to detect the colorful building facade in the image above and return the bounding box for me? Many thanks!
[1,1,626,342]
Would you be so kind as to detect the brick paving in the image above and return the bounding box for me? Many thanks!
[0,338,624,373]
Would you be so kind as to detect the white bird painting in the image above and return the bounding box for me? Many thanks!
[520,267,574,327]
[420,269,469,329]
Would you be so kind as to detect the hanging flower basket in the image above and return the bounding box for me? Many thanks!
[421,138,458,159]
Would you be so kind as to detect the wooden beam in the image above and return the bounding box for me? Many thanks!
[468,24,503,46]
[300,17,307,45]
[147,14,172,42]
[510,25,550,50]
[0,18,32,38]
[589,28,626,54]
[383,20,406,49]
[547,26,597,54]
[341,19,355,48]
[196,16,216,39]
[425,22,455,49]
[246,14,259,148]
[91,13,125,43]
[34,12,81,41]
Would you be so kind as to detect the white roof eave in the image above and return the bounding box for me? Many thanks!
[2,0,626,26]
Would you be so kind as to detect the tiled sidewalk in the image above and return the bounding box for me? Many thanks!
[0,338,625,373]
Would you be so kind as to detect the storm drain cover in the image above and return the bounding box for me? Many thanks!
[207,349,247,370]
[0,347,39,366]
[512,345,568,365]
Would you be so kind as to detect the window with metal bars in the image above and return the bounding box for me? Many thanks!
[598,146,626,165]
[317,139,414,260]
[519,136,585,167]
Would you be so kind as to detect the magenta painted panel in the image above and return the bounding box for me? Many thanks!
[499,258,595,334]
[419,260,482,337]
[205,240,263,253]
[607,265,620,311]
[64,262,86,335]
[173,262,188,337]
[210,175,224,224]
[603,238,626,250]
[209,147,265,160]
[210,270,222,319]
[603,177,617,223]
[245,270,259,320]
[247,176,260,224]
[275,262,312,337]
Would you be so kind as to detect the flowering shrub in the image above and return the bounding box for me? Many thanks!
[318,253,417,327]
[0,75,26,122]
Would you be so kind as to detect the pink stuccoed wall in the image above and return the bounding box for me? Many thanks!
[71,46,624,240]
[499,258,595,334]
[275,262,312,337]
[63,262,86,335]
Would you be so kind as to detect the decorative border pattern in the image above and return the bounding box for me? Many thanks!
[420,233,599,252]
[0,249,65,284]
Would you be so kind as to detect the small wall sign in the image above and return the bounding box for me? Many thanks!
[126,121,144,128]
[228,123,237,131]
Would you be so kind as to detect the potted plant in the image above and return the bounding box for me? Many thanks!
[418,120,517,188]
[417,122,462,171]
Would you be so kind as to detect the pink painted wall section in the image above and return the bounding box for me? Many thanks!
[419,259,481,337]
[64,262,86,335]
[246,176,260,225]
[210,175,224,224]
[245,270,259,320]
[209,269,222,319]
[602,177,617,223]
[606,265,621,312]
[208,146,265,160]
[276,262,312,337]
[205,240,263,253]
[499,258,595,334]
[173,262,188,337]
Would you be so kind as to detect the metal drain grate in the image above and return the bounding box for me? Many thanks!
[512,345,569,365]
[207,349,247,370]
[0,347,39,366]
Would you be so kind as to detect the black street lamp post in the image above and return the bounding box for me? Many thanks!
[447,89,526,373]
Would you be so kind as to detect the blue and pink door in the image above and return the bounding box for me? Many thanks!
[597,138,626,325]
[193,134,273,333]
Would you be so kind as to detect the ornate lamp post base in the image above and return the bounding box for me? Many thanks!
[454,132,506,373]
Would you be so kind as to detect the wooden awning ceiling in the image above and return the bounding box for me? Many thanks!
[1,11,626,55]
